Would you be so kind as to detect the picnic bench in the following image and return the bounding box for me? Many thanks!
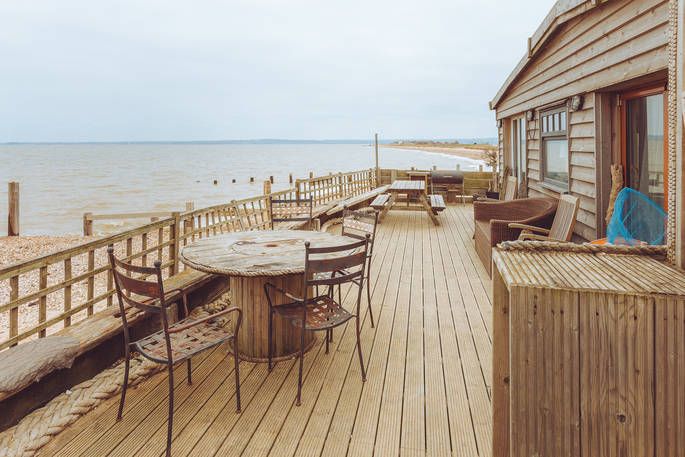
[386,180,441,226]
[370,193,393,221]
[429,194,446,214]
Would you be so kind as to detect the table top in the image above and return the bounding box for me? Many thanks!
[492,242,685,296]
[389,180,425,191]
[180,230,357,277]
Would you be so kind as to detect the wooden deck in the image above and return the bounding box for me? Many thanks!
[38,205,493,457]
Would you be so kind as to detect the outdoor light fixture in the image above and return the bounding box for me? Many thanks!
[570,94,584,111]
[526,109,535,121]
[497,119,503,128]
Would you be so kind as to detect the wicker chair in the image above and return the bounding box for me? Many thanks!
[269,196,313,229]
[264,235,370,406]
[473,198,558,276]
[108,248,242,457]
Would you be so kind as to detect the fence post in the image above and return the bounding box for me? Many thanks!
[83,212,93,236]
[185,201,194,211]
[289,173,293,184]
[8,182,19,236]
[170,212,180,275]
[295,179,301,201]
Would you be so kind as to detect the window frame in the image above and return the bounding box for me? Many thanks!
[540,104,570,190]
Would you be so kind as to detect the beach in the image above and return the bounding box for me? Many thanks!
[381,143,495,161]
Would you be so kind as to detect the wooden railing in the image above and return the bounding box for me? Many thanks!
[0,169,376,350]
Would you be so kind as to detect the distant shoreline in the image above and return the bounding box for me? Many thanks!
[381,144,493,162]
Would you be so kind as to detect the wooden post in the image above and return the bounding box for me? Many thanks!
[185,201,194,211]
[374,133,380,187]
[432,165,437,171]
[170,212,180,275]
[479,164,484,172]
[269,175,274,184]
[7,182,19,236]
[83,212,93,236]
[309,171,314,179]
[263,179,272,196]
[295,179,301,201]
[250,177,255,183]
[289,173,293,184]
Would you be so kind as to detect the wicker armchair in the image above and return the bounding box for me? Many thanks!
[473,198,558,276]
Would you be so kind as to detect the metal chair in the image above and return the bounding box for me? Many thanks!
[264,235,370,406]
[108,248,242,457]
[269,196,313,229]
[340,207,379,327]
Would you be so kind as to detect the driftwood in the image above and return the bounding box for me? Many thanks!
[605,163,624,225]
[0,336,79,394]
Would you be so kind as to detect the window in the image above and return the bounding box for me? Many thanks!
[540,105,569,189]
[620,86,667,209]
[511,117,527,185]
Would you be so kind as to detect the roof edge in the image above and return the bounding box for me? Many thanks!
[489,0,606,111]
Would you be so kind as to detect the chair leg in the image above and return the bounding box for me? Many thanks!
[366,263,375,328]
[296,328,305,406]
[117,349,131,420]
[166,363,174,457]
[233,339,241,413]
[186,359,192,385]
[355,315,367,382]
[268,308,274,372]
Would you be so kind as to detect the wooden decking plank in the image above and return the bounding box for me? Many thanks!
[432,217,481,455]
[42,347,216,457]
[79,348,228,456]
[172,362,286,457]
[274,208,401,457]
[347,211,418,457]
[212,343,325,456]
[423,222,452,456]
[438,208,493,455]
[372,212,417,456]
[320,211,412,457]
[108,346,244,456]
[399,211,427,454]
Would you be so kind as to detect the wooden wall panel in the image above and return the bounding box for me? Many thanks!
[496,0,669,119]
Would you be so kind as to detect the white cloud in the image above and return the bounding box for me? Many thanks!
[0,0,553,141]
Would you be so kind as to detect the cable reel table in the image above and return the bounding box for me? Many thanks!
[180,230,357,362]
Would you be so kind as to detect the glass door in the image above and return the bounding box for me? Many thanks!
[511,117,527,185]
[621,86,667,209]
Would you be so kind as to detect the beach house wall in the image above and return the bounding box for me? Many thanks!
[490,0,670,241]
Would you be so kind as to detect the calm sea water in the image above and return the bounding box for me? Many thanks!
[0,143,485,236]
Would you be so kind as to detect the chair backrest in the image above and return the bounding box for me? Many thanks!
[107,247,168,316]
[549,194,580,241]
[341,207,378,252]
[304,236,369,291]
[270,197,313,229]
[502,176,518,201]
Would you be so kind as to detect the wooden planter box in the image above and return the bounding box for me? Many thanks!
[492,245,685,457]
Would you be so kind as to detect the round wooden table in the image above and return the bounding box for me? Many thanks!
[180,230,356,362]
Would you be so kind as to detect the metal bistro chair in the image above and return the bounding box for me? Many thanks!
[269,196,313,229]
[340,207,379,327]
[264,235,370,406]
[108,248,242,457]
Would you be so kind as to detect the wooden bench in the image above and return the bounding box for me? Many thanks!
[370,193,393,221]
[429,194,446,214]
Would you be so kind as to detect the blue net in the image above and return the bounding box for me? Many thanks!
[606,187,666,246]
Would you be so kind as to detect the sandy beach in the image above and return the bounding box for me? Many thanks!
[382,144,494,162]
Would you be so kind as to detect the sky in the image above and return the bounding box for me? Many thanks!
[0,0,554,142]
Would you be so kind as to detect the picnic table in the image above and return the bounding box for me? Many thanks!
[387,180,440,226]
[180,230,356,362]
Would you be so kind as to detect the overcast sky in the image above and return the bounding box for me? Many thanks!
[0,0,553,142]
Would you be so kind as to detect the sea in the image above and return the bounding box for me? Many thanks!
[0,141,491,236]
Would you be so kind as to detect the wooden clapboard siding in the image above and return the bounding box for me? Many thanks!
[496,0,669,119]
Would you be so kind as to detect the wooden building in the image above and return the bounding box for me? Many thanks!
[490,0,672,242]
